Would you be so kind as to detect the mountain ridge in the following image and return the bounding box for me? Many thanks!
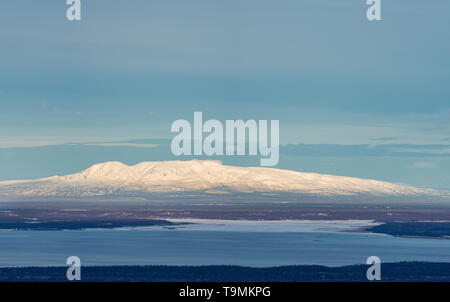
[0,160,446,201]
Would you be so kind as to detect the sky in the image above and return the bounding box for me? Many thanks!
[0,0,449,189]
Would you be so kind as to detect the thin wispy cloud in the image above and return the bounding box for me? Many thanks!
[407,162,438,169]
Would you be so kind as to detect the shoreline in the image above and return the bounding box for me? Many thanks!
[1,219,449,239]
[1,217,449,239]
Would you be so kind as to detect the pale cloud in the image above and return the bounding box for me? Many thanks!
[407,161,438,169]
[81,143,159,148]
[0,141,55,148]
[389,147,450,156]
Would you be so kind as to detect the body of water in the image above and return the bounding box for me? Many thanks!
[0,220,449,267]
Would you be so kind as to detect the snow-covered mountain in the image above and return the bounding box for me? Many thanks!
[0,160,446,201]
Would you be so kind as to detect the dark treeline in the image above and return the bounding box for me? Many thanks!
[0,219,179,231]
[1,262,450,282]
[367,222,450,238]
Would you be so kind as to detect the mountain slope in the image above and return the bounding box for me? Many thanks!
[0,160,445,201]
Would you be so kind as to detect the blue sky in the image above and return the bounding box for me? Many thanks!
[0,1,449,188]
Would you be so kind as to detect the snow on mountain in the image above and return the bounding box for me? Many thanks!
[0,160,445,200]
